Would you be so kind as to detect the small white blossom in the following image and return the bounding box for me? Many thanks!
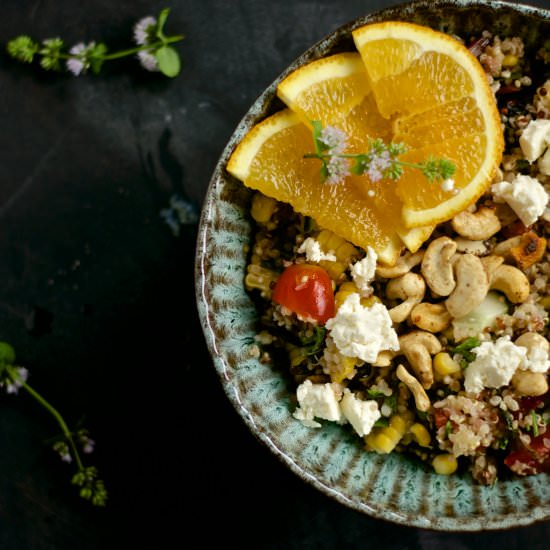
[133,16,157,46]
[66,42,95,76]
[319,126,348,154]
[325,156,350,184]
[137,50,160,72]
[441,178,455,192]
[4,367,28,394]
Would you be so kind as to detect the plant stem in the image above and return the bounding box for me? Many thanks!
[101,35,184,60]
[11,370,84,470]
[53,35,184,61]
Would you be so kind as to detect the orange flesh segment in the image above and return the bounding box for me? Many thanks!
[277,52,430,253]
[229,110,401,264]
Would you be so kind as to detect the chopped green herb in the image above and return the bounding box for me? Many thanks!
[451,337,481,368]
[374,417,389,428]
[366,388,387,399]
[532,410,539,437]
[445,420,453,438]
[300,326,326,356]
[383,394,397,414]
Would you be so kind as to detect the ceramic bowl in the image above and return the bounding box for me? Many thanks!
[195,0,550,530]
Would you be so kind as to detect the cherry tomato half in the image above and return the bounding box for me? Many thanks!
[272,264,335,324]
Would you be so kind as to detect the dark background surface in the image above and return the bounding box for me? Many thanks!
[1,0,550,548]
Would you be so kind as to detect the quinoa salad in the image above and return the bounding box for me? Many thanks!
[243,31,550,484]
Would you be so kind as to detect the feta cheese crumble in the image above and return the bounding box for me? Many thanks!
[293,381,380,437]
[297,237,337,262]
[350,247,377,296]
[464,336,527,394]
[293,380,344,428]
[340,391,381,437]
[519,118,550,162]
[325,293,399,363]
[491,174,549,226]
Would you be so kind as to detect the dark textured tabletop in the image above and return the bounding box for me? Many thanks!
[1,0,550,548]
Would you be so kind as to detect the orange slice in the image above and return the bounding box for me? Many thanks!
[352,21,503,227]
[226,109,401,264]
[277,52,433,253]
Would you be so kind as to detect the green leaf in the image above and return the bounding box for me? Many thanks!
[0,342,16,365]
[7,35,39,63]
[155,46,180,77]
[88,43,108,74]
[451,337,481,367]
[156,8,171,40]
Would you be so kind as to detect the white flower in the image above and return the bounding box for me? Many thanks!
[66,42,95,76]
[441,178,455,192]
[325,156,350,184]
[319,126,348,154]
[137,50,159,72]
[133,16,157,45]
[5,367,28,394]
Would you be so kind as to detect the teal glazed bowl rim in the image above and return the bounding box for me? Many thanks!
[195,0,550,531]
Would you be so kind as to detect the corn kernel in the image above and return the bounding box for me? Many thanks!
[250,193,277,223]
[334,281,359,309]
[389,414,407,435]
[409,423,431,447]
[502,54,518,67]
[539,295,550,309]
[432,454,458,475]
[433,352,461,376]
[372,432,398,454]
[287,344,307,368]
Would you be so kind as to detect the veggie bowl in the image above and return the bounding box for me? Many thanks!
[195,0,550,530]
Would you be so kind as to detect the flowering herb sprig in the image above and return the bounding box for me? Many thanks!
[6,7,184,77]
[305,121,456,187]
[0,342,107,506]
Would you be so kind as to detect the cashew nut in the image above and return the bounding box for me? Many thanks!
[410,302,452,333]
[489,264,530,303]
[445,254,489,318]
[511,371,549,397]
[396,364,431,412]
[455,237,488,256]
[386,272,426,323]
[397,331,442,389]
[451,206,501,240]
[480,255,505,281]
[421,236,457,296]
[372,350,395,367]
[376,250,424,279]
[515,332,550,354]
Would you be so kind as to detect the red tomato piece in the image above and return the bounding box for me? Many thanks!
[272,264,335,324]
[504,433,550,476]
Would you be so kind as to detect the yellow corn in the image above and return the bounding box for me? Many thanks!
[433,352,461,377]
[539,295,550,309]
[250,192,277,224]
[409,423,431,447]
[287,344,307,368]
[244,264,278,298]
[502,54,518,67]
[316,229,359,279]
[365,414,408,454]
[334,281,380,310]
[334,282,360,309]
[322,335,358,383]
[432,454,458,475]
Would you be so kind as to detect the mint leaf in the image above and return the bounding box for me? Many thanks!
[155,45,180,77]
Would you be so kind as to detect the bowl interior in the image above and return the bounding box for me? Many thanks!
[195,0,550,531]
